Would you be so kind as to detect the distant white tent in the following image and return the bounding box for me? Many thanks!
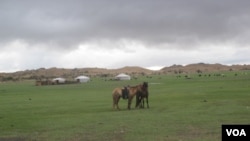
[115,73,131,80]
[52,77,66,84]
[75,75,90,83]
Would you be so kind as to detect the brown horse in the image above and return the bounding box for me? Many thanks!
[112,82,149,110]
[135,84,149,108]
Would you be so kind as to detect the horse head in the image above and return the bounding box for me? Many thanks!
[143,82,148,88]
[141,82,148,91]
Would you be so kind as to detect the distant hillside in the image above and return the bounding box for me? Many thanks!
[0,66,153,81]
[160,63,250,74]
[0,63,250,81]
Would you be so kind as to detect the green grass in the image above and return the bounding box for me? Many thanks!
[0,71,250,141]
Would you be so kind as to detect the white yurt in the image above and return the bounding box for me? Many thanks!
[115,73,131,80]
[52,77,66,84]
[75,75,90,83]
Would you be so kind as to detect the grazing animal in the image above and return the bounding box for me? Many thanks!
[135,82,149,108]
[112,82,149,110]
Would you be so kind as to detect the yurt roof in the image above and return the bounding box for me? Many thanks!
[75,75,90,79]
[116,73,130,77]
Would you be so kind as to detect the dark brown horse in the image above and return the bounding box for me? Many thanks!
[135,82,149,108]
[112,82,149,110]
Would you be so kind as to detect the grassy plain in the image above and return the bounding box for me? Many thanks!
[0,71,250,141]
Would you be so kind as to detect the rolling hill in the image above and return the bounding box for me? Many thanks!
[0,63,250,81]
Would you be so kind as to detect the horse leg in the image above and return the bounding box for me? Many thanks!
[141,98,144,108]
[138,97,142,108]
[128,97,133,110]
[117,97,121,110]
[135,95,139,108]
[113,96,117,109]
[135,94,140,108]
[139,97,145,108]
[116,96,121,110]
[128,99,131,110]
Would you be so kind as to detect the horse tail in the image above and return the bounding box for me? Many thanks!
[112,88,122,110]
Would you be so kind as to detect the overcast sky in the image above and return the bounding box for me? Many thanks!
[0,0,250,72]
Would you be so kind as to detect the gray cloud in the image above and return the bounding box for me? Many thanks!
[1,0,250,73]
[1,0,250,49]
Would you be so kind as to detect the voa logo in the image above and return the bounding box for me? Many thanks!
[226,129,246,136]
